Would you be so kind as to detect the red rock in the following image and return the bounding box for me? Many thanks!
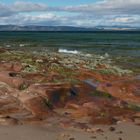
[0,95,23,118]
[28,83,72,107]
[19,93,51,119]
[0,62,12,71]
[0,81,18,96]
[65,103,80,110]
[71,107,96,118]
[91,116,117,125]
[23,73,47,82]
[98,79,140,103]
[83,102,101,111]
[0,72,26,88]
[0,117,18,125]
[0,48,7,53]
[0,62,22,72]
[12,62,23,72]
[0,95,18,107]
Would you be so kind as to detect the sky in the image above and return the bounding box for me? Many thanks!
[0,0,140,27]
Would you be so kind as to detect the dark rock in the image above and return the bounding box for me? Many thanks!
[109,127,116,131]
[70,86,78,96]
[69,138,75,140]
[83,79,99,90]
[91,136,97,139]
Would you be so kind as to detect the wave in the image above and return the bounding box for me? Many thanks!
[58,49,80,54]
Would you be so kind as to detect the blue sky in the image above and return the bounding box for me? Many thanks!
[2,0,99,6]
[0,0,140,27]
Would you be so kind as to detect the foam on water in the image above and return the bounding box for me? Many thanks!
[58,49,80,54]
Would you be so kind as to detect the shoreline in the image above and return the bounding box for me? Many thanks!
[0,47,140,139]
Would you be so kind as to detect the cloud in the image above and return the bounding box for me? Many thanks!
[1,0,140,15]
[53,0,140,15]
[11,1,48,12]
[0,0,140,27]
[0,3,14,17]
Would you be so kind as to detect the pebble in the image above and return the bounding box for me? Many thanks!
[91,136,97,139]
[109,127,116,132]
[69,138,75,140]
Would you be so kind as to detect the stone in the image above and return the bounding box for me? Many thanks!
[65,103,80,110]
[0,72,26,89]
[19,94,51,119]
[91,116,117,125]
[109,126,116,131]
[83,79,99,90]
[28,83,72,107]
[0,62,22,72]
[83,102,101,111]
[69,138,75,140]
[0,117,18,125]
[0,95,26,120]
[71,107,94,118]
[12,62,23,72]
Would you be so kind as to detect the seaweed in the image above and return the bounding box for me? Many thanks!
[89,91,112,98]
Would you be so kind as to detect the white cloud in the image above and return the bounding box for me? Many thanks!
[11,1,47,12]
[0,0,140,27]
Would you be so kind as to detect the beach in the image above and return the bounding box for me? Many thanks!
[0,31,140,140]
[0,123,140,140]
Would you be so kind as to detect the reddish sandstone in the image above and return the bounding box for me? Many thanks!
[0,62,22,72]
[0,72,27,89]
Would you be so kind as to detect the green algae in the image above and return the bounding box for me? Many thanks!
[19,83,28,90]
[127,103,140,111]
[89,91,112,98]
[42,97,53,109]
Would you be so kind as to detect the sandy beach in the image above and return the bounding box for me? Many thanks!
[0,123,139,140]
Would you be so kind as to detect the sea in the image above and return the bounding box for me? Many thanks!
[0,31,140,73]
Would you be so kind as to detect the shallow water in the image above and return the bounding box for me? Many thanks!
[0,31,140,73]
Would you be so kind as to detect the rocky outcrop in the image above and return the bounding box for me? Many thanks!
[0,48,139,127]
[0,62,22,72]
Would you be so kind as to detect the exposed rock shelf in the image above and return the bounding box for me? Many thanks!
[0,47,139,128]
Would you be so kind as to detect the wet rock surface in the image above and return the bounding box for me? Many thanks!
[0,47,139,129]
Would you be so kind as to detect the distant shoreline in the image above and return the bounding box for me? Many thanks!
[1,30,140,32]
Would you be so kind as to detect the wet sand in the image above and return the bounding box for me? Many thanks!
[0,123,140,140]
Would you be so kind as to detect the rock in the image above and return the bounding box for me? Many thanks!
[19,94,51,119]
[83,102,101,111]
[90,136,97,139]
[60,133,66,137]
[109,126,116,131]
[91,116,117,125]
[0,95,26,120]
[28,83,72,107]
[0,72,26,89]
[99,79,140,104]
[12,62,23,72]
[70,86,78,96]
[71,107,94,118]
[95,128,104,133]
[83,79,99,90]
[0,95,19,107]
[65,103,80,110]
[69,138,75,140]
[0,81,18,96]
[0,48,7,53]
[0,117,18,125]
[0,62,22,72]
[22,73,47,82]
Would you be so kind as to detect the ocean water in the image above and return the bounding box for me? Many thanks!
[0,31,140,72]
